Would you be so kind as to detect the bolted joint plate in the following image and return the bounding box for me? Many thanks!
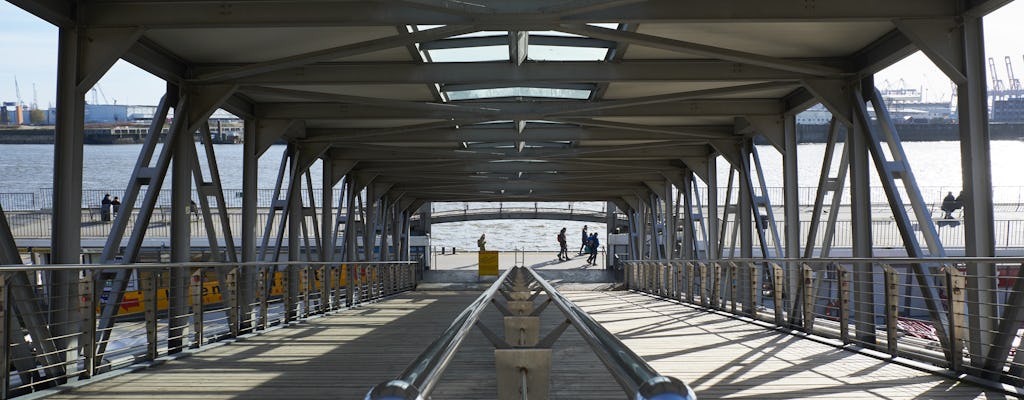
[504,315,540,347]
[495,348,551,400]
[508,300,534,315]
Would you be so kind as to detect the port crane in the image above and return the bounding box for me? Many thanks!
[1007,56,1023,95]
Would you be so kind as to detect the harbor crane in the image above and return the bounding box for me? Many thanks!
[1007,56,1023,95]
[989,57,1008,99]
[13,76,23,107]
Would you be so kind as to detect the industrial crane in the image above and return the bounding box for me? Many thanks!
[989,57,1008,99]
[1006,56,1022,95]
[13,76,22,107]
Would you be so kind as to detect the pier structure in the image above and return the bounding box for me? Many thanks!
[1,0,1022,398]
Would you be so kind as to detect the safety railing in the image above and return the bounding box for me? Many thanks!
[624,257,1024,394]
[367,266,694,399]
[6,186,1024,212]
[0,260,417,398]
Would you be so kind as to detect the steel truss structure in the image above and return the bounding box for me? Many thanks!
[0,0,1016,394]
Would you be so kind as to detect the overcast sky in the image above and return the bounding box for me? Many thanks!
[1,1,1023,107]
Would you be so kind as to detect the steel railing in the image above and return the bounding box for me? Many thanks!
[522,266,694,399]
[624,257,1024,396]
[367,266,694,399]
[0,259,418,397]
[6,185,1024,212]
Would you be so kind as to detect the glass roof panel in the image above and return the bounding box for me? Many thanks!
[446,87,591,100]
[529,45,608,61]
[428,45,509,62]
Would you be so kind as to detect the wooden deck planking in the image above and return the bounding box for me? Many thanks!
[45,290,1016,399]
[566,291,1016,399]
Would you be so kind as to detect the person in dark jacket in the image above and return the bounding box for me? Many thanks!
[100,194,112,222]
[111,196,121,218]
[586,233,600,265]
[557,228,568,261]
[940,191,956,219]
[578,225,588,255]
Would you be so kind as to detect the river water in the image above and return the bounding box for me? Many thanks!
[2,141,1023,250]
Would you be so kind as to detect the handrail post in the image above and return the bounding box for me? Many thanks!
[191,267,204,348]
[257,268,268,330]
[143,269,159,360]
[801,264,814,333]
[79,268,97,378]
[345,264,354,307]
[748,262,758,319]
[772,263,784,326]
[282,265,293,322]
[685,262,695,303]
[226,266,240,337]
[838,265,850,344]
[699,262,708,307]
[883,264,898,356]
[711,262,722,310]
[728,262,738,314]
[302,265,311,317]
[944,265,966,371]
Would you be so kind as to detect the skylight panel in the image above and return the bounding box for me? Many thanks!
[529,45,608,61]
[428,46,508,62]
[446,87,591,100]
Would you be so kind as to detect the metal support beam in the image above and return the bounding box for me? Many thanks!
[168,85,194,353]
[848,83,876,347]
[957,14,998,371]
[51,25,85,378]
[782,113,801,319]
[240,119,259,332]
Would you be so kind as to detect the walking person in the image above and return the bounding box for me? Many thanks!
[586,233,600,265]
[557,228,568,261]
[940,191,956,219]
[111,196,121,219]
[189,200,200,221]
[100,194,112,222]
[578,225,588,255]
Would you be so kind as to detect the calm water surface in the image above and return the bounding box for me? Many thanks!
[2,141,1023,250]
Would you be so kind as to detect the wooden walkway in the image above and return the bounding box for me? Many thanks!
[47,291,1013,399]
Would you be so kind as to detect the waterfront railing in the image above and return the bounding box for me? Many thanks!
[4,186,1024,212]
[624,257,1024,395]
[0,260,418,397]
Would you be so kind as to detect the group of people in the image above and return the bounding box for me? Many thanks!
[100,193,121,222]
[554,225,600,265]
[476,225,602,265]
[940,191,965,219]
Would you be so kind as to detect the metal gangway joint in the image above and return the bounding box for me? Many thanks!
[366,266,696,400]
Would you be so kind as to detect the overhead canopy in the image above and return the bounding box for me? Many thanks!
[12,0,1011,203]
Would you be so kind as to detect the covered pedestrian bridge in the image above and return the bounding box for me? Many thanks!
[1,0,1022,398]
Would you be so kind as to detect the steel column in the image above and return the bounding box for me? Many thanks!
[958,15,998,368]
[169,87,194,353]
[782,113,801,318]
[848,82,877,346]
[706,155,719,260]
[240,120,259,332]
[50,25,87,380]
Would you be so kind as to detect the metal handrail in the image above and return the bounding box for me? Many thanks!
[366,267,515,399]
[622,257,1024,396]
[522,267,695,400]
[0,259,416,272]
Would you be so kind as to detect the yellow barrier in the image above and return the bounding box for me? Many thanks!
[103,265,383,316]
[478,251,499,276]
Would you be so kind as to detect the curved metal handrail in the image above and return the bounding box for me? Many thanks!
[365,267,515,399]
[522,267,696,400]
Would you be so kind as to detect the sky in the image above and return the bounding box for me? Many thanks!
[1,1,1023,107]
